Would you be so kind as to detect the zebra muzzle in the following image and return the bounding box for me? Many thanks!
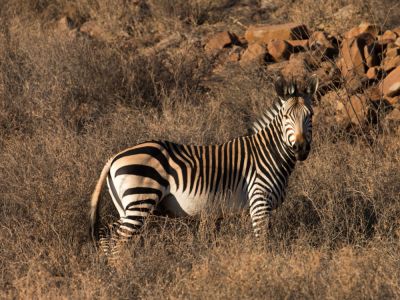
[293,141,310,161]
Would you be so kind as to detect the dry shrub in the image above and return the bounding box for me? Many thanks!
[1,1,400,299]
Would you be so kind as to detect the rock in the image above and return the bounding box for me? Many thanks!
[54,16,77,40]
[344,22,380,39]
[280,52,309,79]
[386,47,400,58]
[386,108,400,120]
[381,30,397,42]
[227,46,244,62]
[336,94,370,125]
[338,33,376,92]
[309,31,337,58]
[366,67,384,80]
[395,38,400,47]
[382,55,400,72]
[80,21,113,42]
[57,16,74,31]
[365,86,383,101]
[314,61,340,87]
[267,39,292,62]
[384,108,400,130]
[380,66,400,97]
[386,96,400,106]
[287,40,308,51]
[204,31,237,55]
[245,23,309,44]
[386,82,400,97]
[240,43,266,65]
[363,42,382,67]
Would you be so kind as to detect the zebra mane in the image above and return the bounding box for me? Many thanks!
[249,77,299,134]
[249,98,284,134]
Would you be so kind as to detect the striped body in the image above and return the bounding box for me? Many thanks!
[90,76,319,254]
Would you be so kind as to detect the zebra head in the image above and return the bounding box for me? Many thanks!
[275,76,319,161]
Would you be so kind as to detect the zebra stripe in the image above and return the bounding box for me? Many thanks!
[90,75,319,254]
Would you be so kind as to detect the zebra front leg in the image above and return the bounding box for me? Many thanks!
[249,190,272,238]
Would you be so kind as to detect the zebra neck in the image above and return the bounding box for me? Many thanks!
[251,97,284,133]
[251,116,296,174]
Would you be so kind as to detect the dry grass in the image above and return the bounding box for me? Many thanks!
[1,0,400,299]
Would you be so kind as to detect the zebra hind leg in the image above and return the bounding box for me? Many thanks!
[108,201,155,257]
[98,220,122,257]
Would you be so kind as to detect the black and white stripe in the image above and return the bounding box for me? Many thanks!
[90,76,319,254]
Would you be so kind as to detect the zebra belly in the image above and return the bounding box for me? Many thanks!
[158,188,249,217]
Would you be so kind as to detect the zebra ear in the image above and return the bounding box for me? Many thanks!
[274,76,287,98]
[287,80,297,96]
[306,75,319,96]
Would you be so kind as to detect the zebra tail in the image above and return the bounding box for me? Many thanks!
[89,157,113,244]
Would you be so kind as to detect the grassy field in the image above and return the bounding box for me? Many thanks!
[1,0,400,299]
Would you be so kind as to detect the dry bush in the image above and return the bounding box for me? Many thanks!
[1,0,400,299]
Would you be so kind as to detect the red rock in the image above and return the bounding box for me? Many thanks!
[267,39,292,62]
[382,56,400,72]
[245,23,309,44]
[386,47,400,58]
[344,22,380,39]
[339,33,375,78]
[204,31,236,55]
[363,42,382,67]
[309,31,333,49]
[384,108,400,127]
[393,27,400,36]
[280,52,309,78]
[227,46,244,62]
[240,43,266,65]
[386,96,400,106]
[80,21,112,42]
[381,30,398,41]
[366,67,384,80]
[365,86,383,101]
[337,94,370,125]
[287,39,308,47]
[287,40,308,52]
[380,66,400,97]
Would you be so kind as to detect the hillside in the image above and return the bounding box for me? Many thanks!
[1,0,400,298]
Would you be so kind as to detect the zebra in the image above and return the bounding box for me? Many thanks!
[90,75,319,254]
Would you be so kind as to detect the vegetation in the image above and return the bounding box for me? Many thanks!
[0,0,399,298]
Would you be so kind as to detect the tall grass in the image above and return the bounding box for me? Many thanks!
[1,0,400,298]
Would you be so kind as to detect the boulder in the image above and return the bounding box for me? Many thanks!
[245,23,309,44]
[309,31,337,58]
[384,108,400,131]
[365,86,383,102]
[339,33,375,77]
[386,47,400,58]
[287,40,308,52]
[380,66,400,97]
[54,16,77,40]
[381,30,398,42]
[267,39,292,62]
[240,43,267,65]
[382,56,400,72]
[344,22,380,39]
[336,94,370,125]
[227,46,244,62]
[386,96,400,106]
[366,67,384,80]
[280,52,311,79]
[204,31,237,55]
[80,21,113,42]
[363,42,382,67]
